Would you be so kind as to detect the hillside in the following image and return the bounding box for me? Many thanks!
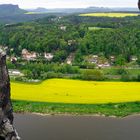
[0,4,67,24]
[0,4,26,16]
[0,14,140,81]
[0,14,140,62]
[0,4,138,24]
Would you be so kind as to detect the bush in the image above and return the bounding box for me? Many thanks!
[46,72,63,79]
[14,76,23,81]
[121,74,140,82]
[59,64,80,74]
[82,70,104,81]
[79,62,95,69]
[116,68,128,75]
[7,61,16,69]
[137,75,140,82]
[121,74,132,81]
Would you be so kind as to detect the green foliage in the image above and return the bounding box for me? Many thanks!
[137,56,140,65]
[53,50,67,62]
[7,60,16,69]
[13,100,140,117]
[120,74,140,82]
[2,14,140,82]
[82,70,104,81]
[20,62,80,80]
[121,74,132,81]
[116,68,128,75]
[1,15,140,64]
[137,75,140,82]
[74,51,84,63]
[45,72,63,79]
[79,62,95,69]
[115,56,126,66]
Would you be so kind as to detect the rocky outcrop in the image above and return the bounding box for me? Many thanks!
[0,48,20,140]
[0,4,26,16]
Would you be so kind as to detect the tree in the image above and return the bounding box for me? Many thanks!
[115,55,126,66]
[74,50,83,63]
[82,70,104,81]
[137,55,140,65]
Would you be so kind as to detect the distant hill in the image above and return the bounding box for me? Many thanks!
[29,7,48,13]
[0,4,26,16]
[0,4,139,24]
[27,6,139,14]
[113,7,139,12]
[28,7,112,13]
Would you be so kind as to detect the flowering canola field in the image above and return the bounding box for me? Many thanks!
[11,79,140,104]
[80,13,139,17]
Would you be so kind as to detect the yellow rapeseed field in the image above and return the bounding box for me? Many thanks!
[25,12,46,15]
[80,13,139,17]
[11,79,140,104]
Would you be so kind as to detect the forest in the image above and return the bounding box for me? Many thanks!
[0,14,140,81]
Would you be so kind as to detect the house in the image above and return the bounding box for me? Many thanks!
[66,53,75,65]
[10,57,17,64]
[60,25,67,31]
[44,53,54,61]
[58,17,62,20]
[22,49,37,61]
[67,40,76,46]
[67,59,72,65]
[97,62,111,68]
[88,55,98,64]
[103,62,111,67]
[131,56,138,61]
[110,56,115,62]
[8,69,23,76]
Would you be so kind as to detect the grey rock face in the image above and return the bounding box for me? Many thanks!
[0,48,20,140]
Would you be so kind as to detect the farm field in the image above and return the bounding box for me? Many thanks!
[11,79,140,104]
[24,12,46,14]
[79,13,139,17]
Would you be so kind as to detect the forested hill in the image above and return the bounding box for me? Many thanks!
[0,15,140,64]
[0,4,26,16]
[0,4,65,24]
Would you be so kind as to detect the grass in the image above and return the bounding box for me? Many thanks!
[80,13,139,17]
[13,100,140,117]
[88,27,112,30]
[101,68,140,76]
[11,78,140,104]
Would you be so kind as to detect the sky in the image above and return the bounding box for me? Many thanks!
[0,0,138,9]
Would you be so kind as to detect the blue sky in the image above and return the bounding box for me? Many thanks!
[0,0,138,9]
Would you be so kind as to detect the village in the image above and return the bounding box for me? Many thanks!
[7,47,139,80]
[9,48,138,67]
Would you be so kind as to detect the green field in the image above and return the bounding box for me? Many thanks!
[13,100,140,117]
[80,13,139,17]
[25,12,47,15]
[88,27,112,30]
[11,79,140,104]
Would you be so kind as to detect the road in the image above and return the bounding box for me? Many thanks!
[14,113,140,140]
